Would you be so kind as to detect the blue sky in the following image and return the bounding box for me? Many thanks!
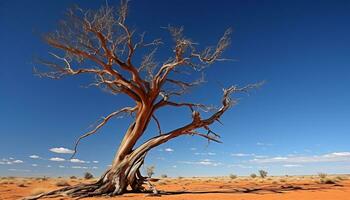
[1,0,350,177]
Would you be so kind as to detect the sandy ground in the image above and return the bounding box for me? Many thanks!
[1,175,349,200]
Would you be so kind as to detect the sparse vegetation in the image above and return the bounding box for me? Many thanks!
[84,172,94,180]
[17,182,26,187]
[160,174,168,178]
[70,176,77,179]
[250,173,257,178]
[146,166,155,178]
[318,173,327,179]
[229,174,237,179]
[320,178,336,184]
[259,170,268,178]
[55,180,70,187]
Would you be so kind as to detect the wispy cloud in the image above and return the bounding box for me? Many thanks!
[256,142,273,146]
[283,164,303,168]
[8,169,31,172]
[58,165,65,168]
[190,148,197,151]
[31,164,38,167]
[49,157,65,162]
[164,148,174,152]
[49,147,74,154]
[92,161,99,163]
[29,155,40,159]
[72,166,88,169]
[231,153,253,157]
[194,152,216,156]
[228,164,253,169]
[251,152,350,164]
[1,159,24,164]
[70,158,85,163]
[180,159,222,167]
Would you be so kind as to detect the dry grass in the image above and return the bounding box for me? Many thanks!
[31,188,50,196]
[55,180,70,187]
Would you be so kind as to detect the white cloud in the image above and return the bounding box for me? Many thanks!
[50,157,65,162]
[164,148,174,152]
[228,164,253,169]
[231,153,252,157]
[58,165,65,168]
[194,152,216,156]
[172,165,177,168]
[29,155,40,159]
[13,160,24,163]
[283,164,302,168]
[180,159,222,167]
[31,164,38,167]
[92,166,98,169]
[256,142,273,146]
[47,165,52,168]
[70,159,85,163]
[71,166,87,169]
[251,152,350,164]
[8,169,31,172]
[92,161,99,163]
[190,148,197,151]
[49,147,74,154]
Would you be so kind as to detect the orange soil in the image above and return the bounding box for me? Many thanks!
[1,176,349,200]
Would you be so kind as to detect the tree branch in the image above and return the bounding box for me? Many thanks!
[71,106,137,158]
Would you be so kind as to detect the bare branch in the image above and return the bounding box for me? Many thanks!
[151,115,162,135]
[71,106,137,158]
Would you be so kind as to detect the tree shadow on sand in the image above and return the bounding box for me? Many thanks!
[147,184,344,197]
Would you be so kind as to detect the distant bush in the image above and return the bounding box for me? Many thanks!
[146,166,155,178]
[160,174,168,178]
[259,170,268,178]
[250,173,257,178]
[229,174,237,179]
[70,176,77,179]
[84,172,94,180]
[55,180,70,187]
[318,173,327,179]
[17,182,26,187]
[320,178,336,184]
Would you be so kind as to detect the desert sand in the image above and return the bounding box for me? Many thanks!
[1,175,349,200]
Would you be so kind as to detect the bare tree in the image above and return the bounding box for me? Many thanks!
[26,1,261,199]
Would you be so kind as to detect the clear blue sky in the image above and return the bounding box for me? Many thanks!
[1,0,350,177]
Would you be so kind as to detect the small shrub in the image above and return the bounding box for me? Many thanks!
[160,174,168,178]
[318,173,327,179]
[146,166,155,178]
[17,182,26,187]
[70,176,77,179]
[229,174,237,179]
[320,178,336,184]
[84,172,94,180]
[55,180,70,187]
[258,170,268,178]
[250,173,257,178]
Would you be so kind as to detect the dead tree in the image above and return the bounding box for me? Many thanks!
[26,1,261,199]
